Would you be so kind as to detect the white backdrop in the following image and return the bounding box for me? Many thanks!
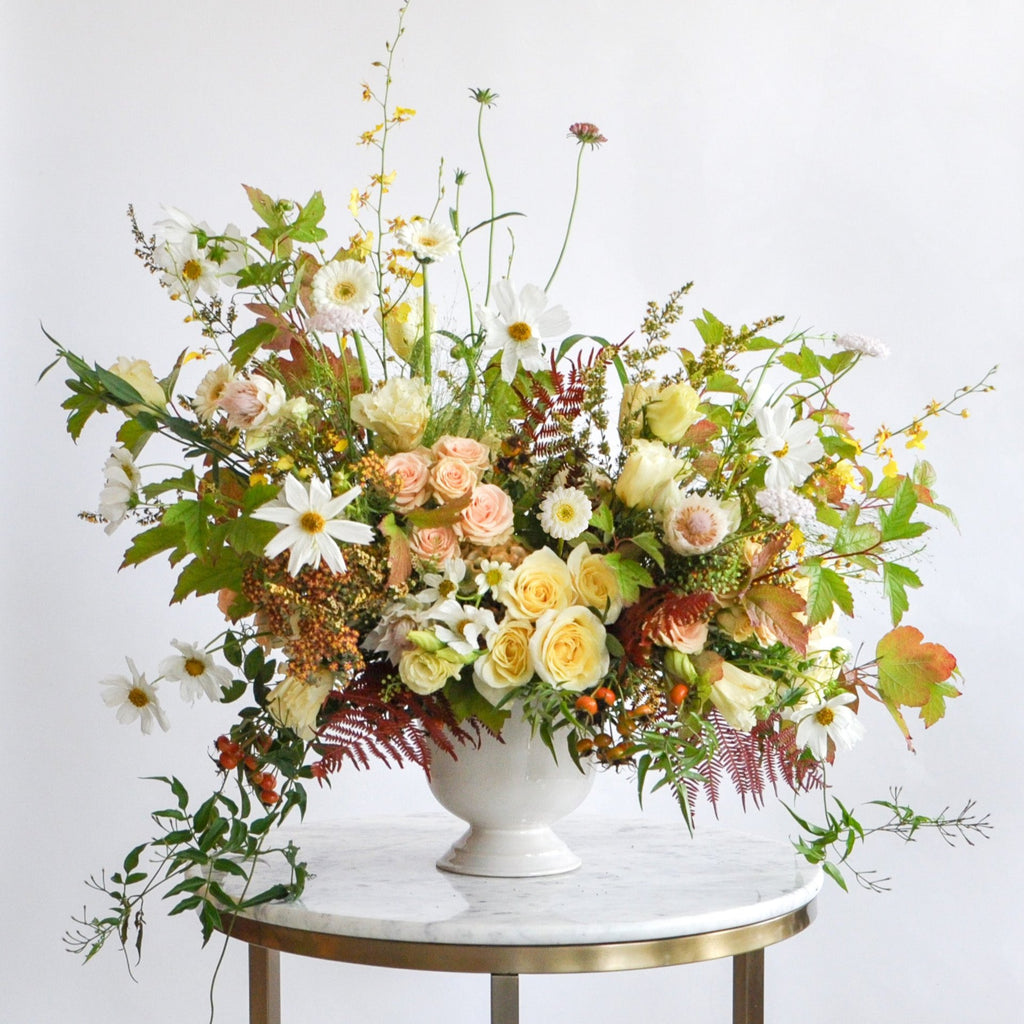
[3,1,1022,1021]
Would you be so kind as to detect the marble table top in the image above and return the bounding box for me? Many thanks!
[233,815,822,947]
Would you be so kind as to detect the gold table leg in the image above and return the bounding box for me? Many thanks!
[491,973,519,1024]
[732,949,764,1024]
[248,944,281,1024]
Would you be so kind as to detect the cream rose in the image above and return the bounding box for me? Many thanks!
[430,456,478,503]
[645,381,701,444]
[529,605,610,692]
[385,449,432,511]
[432,435,491,472]
[567,543,624,623]
[662,493,741,556]
[614,439,686,510]
[501,547,575,621]
[709,661,777,732]
[398,648,461,695]
[458,484,514,546]
[350,377,430,451]
[266,669,335,740]
[409,525,461,565]
[109,356,166,412]
[473,618,535,705]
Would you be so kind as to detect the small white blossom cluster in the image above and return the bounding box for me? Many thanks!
[834,332,890,358]
[755,488,816,524]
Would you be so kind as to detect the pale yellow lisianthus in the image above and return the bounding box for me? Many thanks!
[529,605,609,692]
[350,377,430,452]
[709,662,777,732]
[645,381,701,444]
[500,547,575,621]
[567,543,624,623]
[109,356,166,412]
[398,647,462,695]
[473,618,534,705]
[614,439,686,511]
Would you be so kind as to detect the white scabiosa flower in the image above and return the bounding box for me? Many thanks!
[538,486,592,541]
[792,691,865,760]
[252,476,375,577]
[755,488,816,525]
[751,404,825,491]
[99,446,141,535]
[478,280,571,383]
[834,333,890,358]
[396,219,459,262]
[100,658,170,734]
[662,493,740,556]
[158,640,233,703]
[310,260,377,333]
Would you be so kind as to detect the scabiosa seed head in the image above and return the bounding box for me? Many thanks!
[568,122,607,147]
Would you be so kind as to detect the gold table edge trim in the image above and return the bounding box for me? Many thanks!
[222,898,816,974]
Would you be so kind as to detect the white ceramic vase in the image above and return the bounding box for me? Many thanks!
[427,706,594,877]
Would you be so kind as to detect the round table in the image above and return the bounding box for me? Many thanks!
[219,815,822,1024]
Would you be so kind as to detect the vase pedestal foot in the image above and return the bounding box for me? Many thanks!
[435,824,582,877]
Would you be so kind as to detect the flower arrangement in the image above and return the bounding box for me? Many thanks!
[52,2,991,981]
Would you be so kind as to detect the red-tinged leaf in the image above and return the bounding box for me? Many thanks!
[379,514,412,588]
[747,531,791,581]
[744,585,809,654]
[876,626,957,709]
[692,649,724,683]
[681,418,720,448]
[244,303,304,351]
[404,494,472,529]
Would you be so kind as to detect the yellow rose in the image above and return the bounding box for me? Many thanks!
[709,661,777,732]
[614,439,686,510]
[109,356,166,412]
[645,381,700,443]
[398,648,461,695]
[529,605,609,692]
[266,669,335,740]
[567,542,624,623]
[473,618,534,704]
[501,547,575,621]
[350,377,430,452]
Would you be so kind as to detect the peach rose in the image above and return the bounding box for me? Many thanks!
[529,605,609,692]
[430,456,478,503]
[650,617,708,654]
[409,525,460,565]
[458,484,514,546]
[385,449,432,511]
[501,547,575,621]
[432,435,491,471]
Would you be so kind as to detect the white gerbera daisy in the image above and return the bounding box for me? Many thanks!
[193,363,236,421]
[474,559,515,599]
[538,486,592,541]
[396,219,459,262]
[252,476,375,577]
[792,691,864,760]
[310,260,376,333]
[158,640,233,703]
[752,404,825,491]
[429,599,499,657]
[99,446,141,535]
[100,658,170,734]
[478,280,571,383]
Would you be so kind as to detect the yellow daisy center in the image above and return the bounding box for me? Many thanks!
[815,707,835,726]
[332,280,358,302]
[439,580,457,598]
[554,502,577,523]
[300,511,326,534]
[184,657,206,677]
[773,442,790,458]
[485,568,504,586]
[127,687,150,708]
[507,321,533,342]
[182,259,203,282]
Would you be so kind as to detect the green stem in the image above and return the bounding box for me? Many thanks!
[421,266,433,392]
[477,104,497,304]
[545,144,586,294]
[351,330,372,393]
[455,179,477,336]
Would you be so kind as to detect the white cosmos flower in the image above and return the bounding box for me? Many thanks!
[538,486,592,541]
[99,446,141,535]
[310,260,377,333]
[252,476,375,577]
[474,559,515,599]
[792,691,864,760]
[158,640,233,703]
[752,404,825,491]
[478,280,571,383]
[396,219,459,262]
[429,599,498,657]
[416,559,468,607]
[100,657,170,734]
[154,208,245,299]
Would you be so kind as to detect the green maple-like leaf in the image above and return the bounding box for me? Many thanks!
[744,584,809,653]
[876,625,959,731]
[803,563,854,626]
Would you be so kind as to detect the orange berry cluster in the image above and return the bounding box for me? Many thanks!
[216,734,280,805]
